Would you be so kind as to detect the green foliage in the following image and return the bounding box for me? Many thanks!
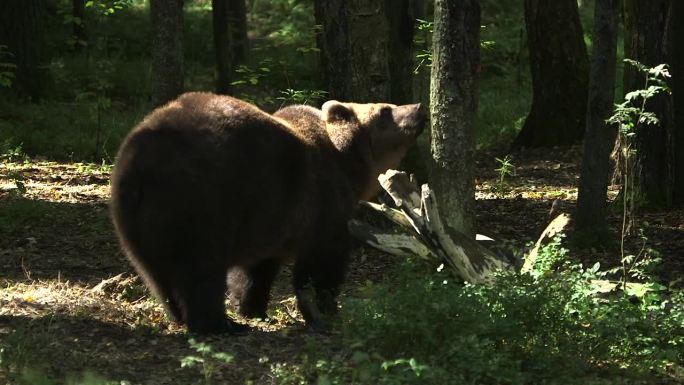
[277,88,328,106]
[0,45,16,88]
[0,143,29,196]
[76,159,113,175]
[180,338,234,384]
[607,59,671,290]
[0,99,138,161]
[413,21,495,73]
[1,141,27,163]
[493,155,515,198]
[413,19,433,74]
[85,0,135,16]
[528,234,569,278]
[231,62,273,87]
[271,239,683,385]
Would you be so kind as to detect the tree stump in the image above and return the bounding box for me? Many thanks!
[349,170,516,283]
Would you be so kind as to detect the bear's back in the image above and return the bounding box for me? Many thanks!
[111,93,320,263]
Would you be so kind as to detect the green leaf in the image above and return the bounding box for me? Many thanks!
[212,352,234,363]
[180,356,203,368]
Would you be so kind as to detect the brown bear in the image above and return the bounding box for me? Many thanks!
[110,92,425,334]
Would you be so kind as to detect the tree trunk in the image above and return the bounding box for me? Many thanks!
[385,0,414,105]
[512,0,589,149]
[429,0,480,236]
[72,0,87,51]
[347,0,390,102]
[314,0,353,101]
[212,0,232,94]
[0,0,49,100]
[575,0,619,238]
[674,1,684,205]
[150,0,184,107]
[314,0,414,103]
[624,0,675,207]
[229,0,248,66]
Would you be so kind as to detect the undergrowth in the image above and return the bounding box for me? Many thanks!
[272,241,683,385]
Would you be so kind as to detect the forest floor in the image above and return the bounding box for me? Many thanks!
[0,146,682,384]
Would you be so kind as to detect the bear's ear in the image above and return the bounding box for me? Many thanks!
[322,101,354,123]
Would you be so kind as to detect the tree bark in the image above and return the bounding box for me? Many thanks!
[347,0,391,102]
[512,0,589,149]
[314,0,415,103]
[385,0,414,105]
[429,0,479,236]
[150,0,184,107]
[670,1,684,205]
[72,0,87,51]
[575,0,619,237]
[624,0,675,207]
[0,0,49,100]
[314,0,353,101]
[229,0,248,66]
[212,0,232,94]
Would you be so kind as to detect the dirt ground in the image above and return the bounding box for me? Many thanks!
[1,146,682,384]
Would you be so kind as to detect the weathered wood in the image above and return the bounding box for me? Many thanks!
[353,172,654,297]
[355,169,515,283]
[358,201,412,228]
[521,213,572,273]
[348,219,433,259]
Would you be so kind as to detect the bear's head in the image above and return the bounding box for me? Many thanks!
[322,100,427,200]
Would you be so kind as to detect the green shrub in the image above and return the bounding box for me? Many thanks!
[273,244,683,385]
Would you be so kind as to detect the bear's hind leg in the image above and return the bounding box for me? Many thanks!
[178,267,250,335]
[229,258,281,319]
[144,269,184,323]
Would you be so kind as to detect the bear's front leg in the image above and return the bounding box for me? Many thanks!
[293,231,350,333]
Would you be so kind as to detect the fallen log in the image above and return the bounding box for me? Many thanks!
[349,170,515,283]
[350,171,658,301]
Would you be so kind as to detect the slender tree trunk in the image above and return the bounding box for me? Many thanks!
[72,0,87,51]
[212,0,232,94]
[512,0,589,149]
[229,0,248,66]
[575,0,619,238]
[671,1,684,205]
[624,0,674,207]
[150,0,184,107]
[429,0,480,236]
[0,0,49,100]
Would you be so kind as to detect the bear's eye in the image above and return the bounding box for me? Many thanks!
[380,107,392,119]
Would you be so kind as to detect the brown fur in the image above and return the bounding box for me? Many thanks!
[110,92,425,334]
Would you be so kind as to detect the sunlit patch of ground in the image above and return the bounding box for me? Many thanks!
[0,161,110,204]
